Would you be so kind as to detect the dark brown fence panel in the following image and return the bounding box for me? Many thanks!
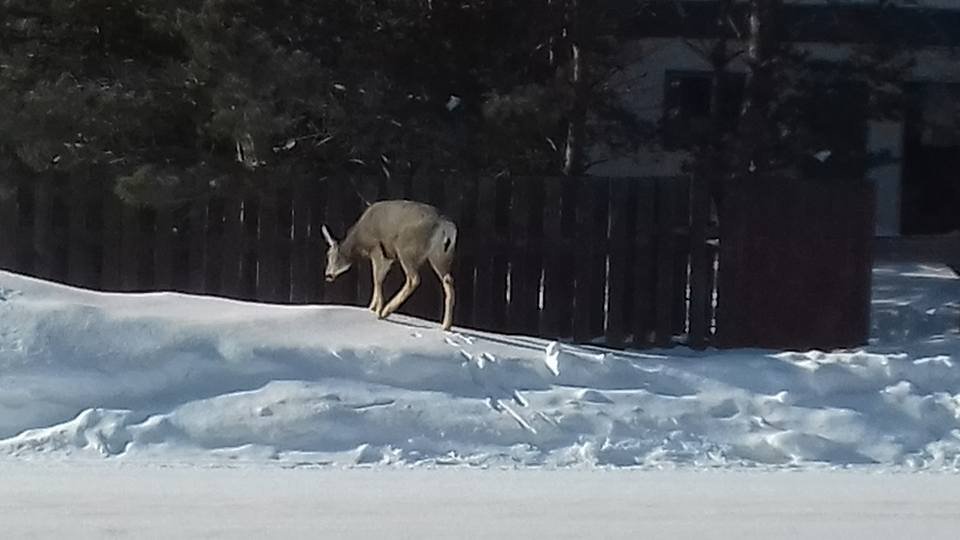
[540,176,577,339]
[66,175,99,288]
[109,202,152,291]
[185,200,207,293]
[203,198,226,297]
[238,197,259,299]
[668,178,691,338]
[30,177,56,282]
[276,189,294,303]
[654,178,689,346]
[0,182,19,271]
[289,179,312,304]
[471,176,497,330]
[2,173,743,350]
[490,176,512,332]
[305,178,328,303]
[605,178,634,347]
[573,178,610,342]
[717,177,875,349]
[687,175,712,348]
[631,179,658,346]
[507,177,544,336]
[218,198,243,298]
[123,205,144,290]
[447,175,477,328]
[99,190,122,290]
[154,205,176,291]
[257,192,281,302]
[14,181,35,275]
[138,208,158,289]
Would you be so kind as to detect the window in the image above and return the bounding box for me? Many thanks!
[662,70,745,150]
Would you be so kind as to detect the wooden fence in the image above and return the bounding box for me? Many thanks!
[717,177,875,349]
[0,174,721,348]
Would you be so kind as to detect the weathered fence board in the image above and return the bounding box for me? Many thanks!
[654,180,680,346]
[257,193,281,302]
[204,198,225,297]
[687,175,712,348]
[153,206,173,291]
[66,175,96,288]
[0,182,18,270]
[539,177,572,339]
[606,178,633,347]
[507,178,543,336]
[631,179,657,346]
[573,178,609,342]
[305,179,328,303]
[471,176,497,330]
[187,200,207,293]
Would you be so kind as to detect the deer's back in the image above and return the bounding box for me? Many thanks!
[354,200,451,250]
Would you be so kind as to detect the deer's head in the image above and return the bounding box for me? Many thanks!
[321,225,352,282]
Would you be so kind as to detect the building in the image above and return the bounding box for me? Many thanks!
[592,0,960,236]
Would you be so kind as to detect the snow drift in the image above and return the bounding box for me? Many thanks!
[0,264,958,469]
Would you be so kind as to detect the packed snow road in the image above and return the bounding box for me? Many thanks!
[2,464,959,539]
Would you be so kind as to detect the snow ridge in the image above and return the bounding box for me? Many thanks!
[1,266,959,469]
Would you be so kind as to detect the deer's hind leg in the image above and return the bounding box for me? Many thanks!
[429,252,455,331]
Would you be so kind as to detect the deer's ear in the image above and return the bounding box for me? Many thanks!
[321,225,337,247]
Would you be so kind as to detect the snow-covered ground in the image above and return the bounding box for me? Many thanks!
[2,263,960,538]
[1,262,958,470]
[3,465,960,539]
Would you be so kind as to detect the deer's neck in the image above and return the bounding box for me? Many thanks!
[339,226,362,260]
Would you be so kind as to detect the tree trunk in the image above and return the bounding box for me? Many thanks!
[562,0,588,177]
[740,0,778,118]
[702,0,736,206]
[739,0,781,175]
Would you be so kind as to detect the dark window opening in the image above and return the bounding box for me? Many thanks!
[796,73,869,181]
[901,82,960,235]
[662,70,744,150]
[662,66,867,181]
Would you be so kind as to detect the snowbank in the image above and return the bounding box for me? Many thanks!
[0,264,958,469]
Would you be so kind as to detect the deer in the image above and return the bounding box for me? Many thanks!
[321,200,457,331]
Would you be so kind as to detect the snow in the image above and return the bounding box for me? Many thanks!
[1,263,959,470]
[3,465,960,539]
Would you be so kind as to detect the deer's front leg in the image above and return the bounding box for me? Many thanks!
[368,248,392,314]
[378,257,419,320]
